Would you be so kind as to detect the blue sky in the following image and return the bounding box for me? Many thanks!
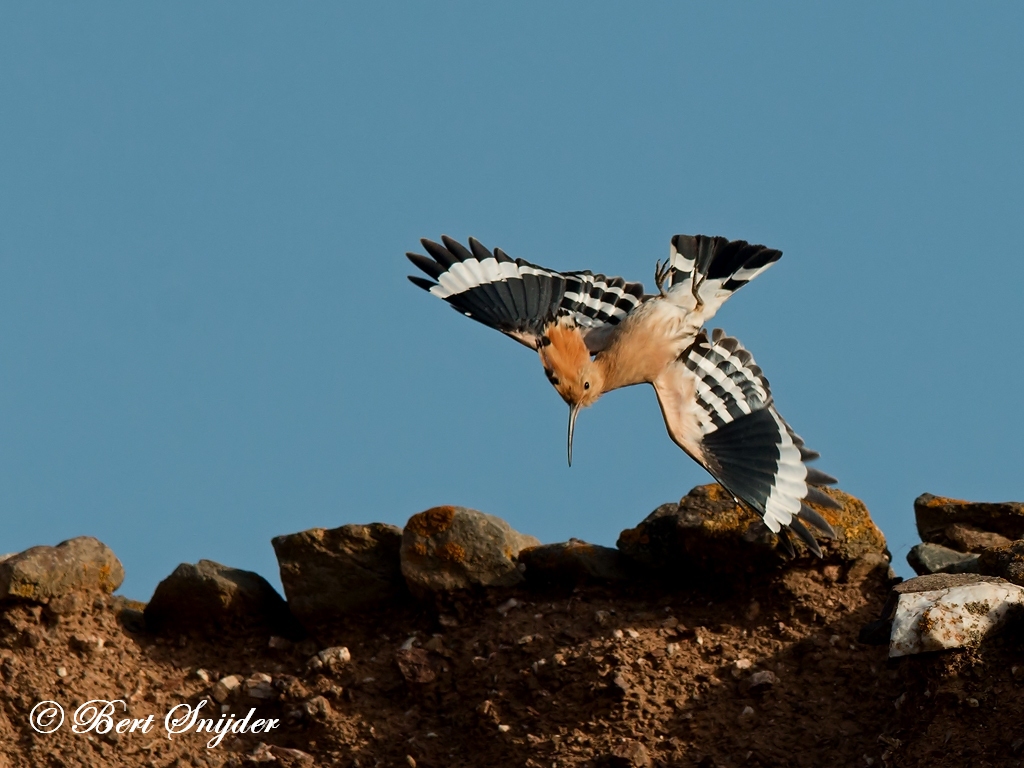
[1,5,1021,600]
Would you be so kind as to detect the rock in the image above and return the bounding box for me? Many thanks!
[846,553,895,583]
[143,560,297,636]
[944,523,1012,553]
[212,674,243,703]
[889,581,1024,657]
[244,673,276,700]
[303,695,331,720]
[400,506,539,596]
[0,537,124,603]
[269,746,314,765]
[979,541,1024,586]
[315,646,351,673]
[395,647,436,684]
[906,543,980,575]
[616,484,886,577]
[271,523,406,624]
[598,740,652,768]
[518,539,630,585]
[69,633,105,655]
[879,572,1011,621]
[744,670,778,692]
[915,493,1024,543]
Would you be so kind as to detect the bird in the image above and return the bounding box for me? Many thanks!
[405,234,838,556]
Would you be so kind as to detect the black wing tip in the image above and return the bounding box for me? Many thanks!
[408,275,436,292]
[806,468,839,488]
[798,502,837,539]
[787,519,824,558]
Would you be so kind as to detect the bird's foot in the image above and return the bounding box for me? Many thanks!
[690,269,705,309]
[654,258,672,297]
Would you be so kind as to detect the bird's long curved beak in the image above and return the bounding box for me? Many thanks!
[567,403,581,467]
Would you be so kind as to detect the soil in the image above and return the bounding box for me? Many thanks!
[0,562,1021,768]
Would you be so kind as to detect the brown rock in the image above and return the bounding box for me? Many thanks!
[599,740,652,768]
[143,560,298,636]
[979,541,1024,586]
[519,539,630,586]
[272,523,407,624]
[0,537,124,603]
[915,493,1024,543]
[845,553,894,583]
[395,647,437,684]
[400,506,539,596]
[944,523,1012,553]
[616,484,886,577]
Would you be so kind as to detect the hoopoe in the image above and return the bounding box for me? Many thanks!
[406,234,838,556]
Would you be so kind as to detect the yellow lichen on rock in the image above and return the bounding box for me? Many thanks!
[407,506,457,538]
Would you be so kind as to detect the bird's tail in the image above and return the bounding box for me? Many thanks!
[665,235,782,318]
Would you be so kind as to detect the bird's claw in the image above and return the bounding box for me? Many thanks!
[654,258,672,297]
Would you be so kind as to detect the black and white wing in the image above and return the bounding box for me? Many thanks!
[652,328,837,556]
[664,235,782,323]
[407,236,646,351]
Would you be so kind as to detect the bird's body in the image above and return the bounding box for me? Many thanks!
[407,234,838,555]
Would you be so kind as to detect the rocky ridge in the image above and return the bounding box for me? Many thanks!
[0,485,1023,767]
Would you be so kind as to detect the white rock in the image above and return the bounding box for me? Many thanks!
[889,582,1024,657]
[317,646,352,671]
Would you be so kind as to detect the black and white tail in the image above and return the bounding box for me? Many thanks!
[407,236,645,350]
[665,235,782,321]
[682,328,837,556]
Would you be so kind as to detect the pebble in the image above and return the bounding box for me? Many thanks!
[498,724,511,733]
[212,674,243,703]
[303,695,332,719]
[626,629,640,639]
[497,598,520,615]
[56,667,67,678]
[193,668,210,683]
[967,698,980,708]
[612,629,624,640]
[244,673,275,700]
[666,643,680,657]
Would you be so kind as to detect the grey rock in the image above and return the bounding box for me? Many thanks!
[907,543,980,576]
[518,539,630,585]
[143,560,297,636]
[400,506,539,596]
[0,537,124,603]
[916,493,1024,543]
[272,523,406,624]
[617,484,886,577]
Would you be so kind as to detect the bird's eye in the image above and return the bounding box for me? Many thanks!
[584,382,590,390]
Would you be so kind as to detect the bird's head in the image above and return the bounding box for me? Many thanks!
[537,321,605,466]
